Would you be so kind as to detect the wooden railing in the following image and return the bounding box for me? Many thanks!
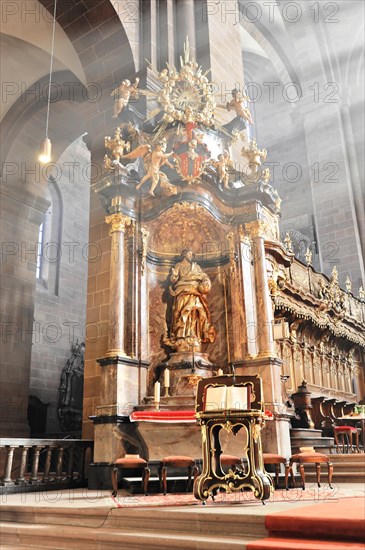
[0,438,93,493]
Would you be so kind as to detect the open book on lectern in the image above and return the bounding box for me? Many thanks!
[204,385,250,411]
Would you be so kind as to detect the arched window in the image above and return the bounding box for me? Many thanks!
[36,222,44,279]
[36,177,63,295]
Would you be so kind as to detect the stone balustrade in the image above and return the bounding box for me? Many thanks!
[0,439,93,494]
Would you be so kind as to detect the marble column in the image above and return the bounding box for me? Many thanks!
[226,230,245,362]
[246,220,275,358]
[235,220,291,457]
[105,212,132,357]
[238,235,257,358]
[92,210,150,466]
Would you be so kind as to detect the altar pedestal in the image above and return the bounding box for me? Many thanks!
[131,418,248,461]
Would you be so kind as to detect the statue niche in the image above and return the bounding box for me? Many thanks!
[163,248,216,354]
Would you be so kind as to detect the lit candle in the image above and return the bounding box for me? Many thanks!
[217,369,223,376]
[164,369,170,388]
[154,381,161,403]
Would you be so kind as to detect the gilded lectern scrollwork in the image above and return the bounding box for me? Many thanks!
[193,374,274,503]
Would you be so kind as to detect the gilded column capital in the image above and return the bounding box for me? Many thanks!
[105,213,133,234]
[245,220,268,239]
[238,225,252,245]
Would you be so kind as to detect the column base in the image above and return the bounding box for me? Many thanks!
[92,356,149,463]
[105,349,127,358]
[261,413,292,457]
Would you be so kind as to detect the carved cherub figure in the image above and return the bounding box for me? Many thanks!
[213,150,234,189]
[104,127,130,171]
[105,127,130,164]
[187,139,198,160]
[241,139,267,174]
[122,138,177,196]
[111,78,139,118]
[227,88,254,125]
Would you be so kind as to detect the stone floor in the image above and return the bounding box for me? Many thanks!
[1,483,364,549]
[2,481,364,509]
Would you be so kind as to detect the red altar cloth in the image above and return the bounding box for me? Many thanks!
[130,410,196,423]
[130,410,273,422]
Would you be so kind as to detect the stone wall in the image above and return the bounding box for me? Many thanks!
[29,137,90,434]
[242,12,364,292]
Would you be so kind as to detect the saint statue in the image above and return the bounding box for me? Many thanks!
[166,249,216,352]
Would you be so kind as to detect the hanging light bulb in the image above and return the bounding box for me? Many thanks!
[38,0,57,164]
[39,137,52,164]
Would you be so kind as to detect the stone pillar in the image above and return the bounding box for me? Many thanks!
[158,0,176,67]
[340,100,365,278]
[104,212,132,357]
[246,221,275,358]
[176,0,196,60]
[299,99,364,288]
[239,236,258,358]
[141,0,158,68]
[92,209,149,467]
[0,184,49,437]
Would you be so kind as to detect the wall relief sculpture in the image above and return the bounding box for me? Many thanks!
[58,341,84,433]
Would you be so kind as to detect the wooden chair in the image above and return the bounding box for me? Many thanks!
[286,447,333,490]
[263,453,290,489]
[111,456,150,497]
[334,426,360,453]
[158,455,199,495]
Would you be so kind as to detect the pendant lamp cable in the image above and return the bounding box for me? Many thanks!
[45,0,57,139]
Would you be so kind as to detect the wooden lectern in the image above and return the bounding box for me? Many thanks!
[193,374,274,503]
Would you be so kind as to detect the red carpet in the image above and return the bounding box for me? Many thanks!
[247,538,365,549]
[247,497,365,550]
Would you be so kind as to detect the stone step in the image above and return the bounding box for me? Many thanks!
[290,429,324,439]
[291,446,334,456]
[0,522,260,550]
[0,504,268,539]
[304,472,365,483]
[330,464,365,473]
[291,456,365,484]
[291,443,334,451]
[290,436,334,444]
[329,454,365,462]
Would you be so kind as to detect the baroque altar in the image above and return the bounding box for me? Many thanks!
[87,42,365,480]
